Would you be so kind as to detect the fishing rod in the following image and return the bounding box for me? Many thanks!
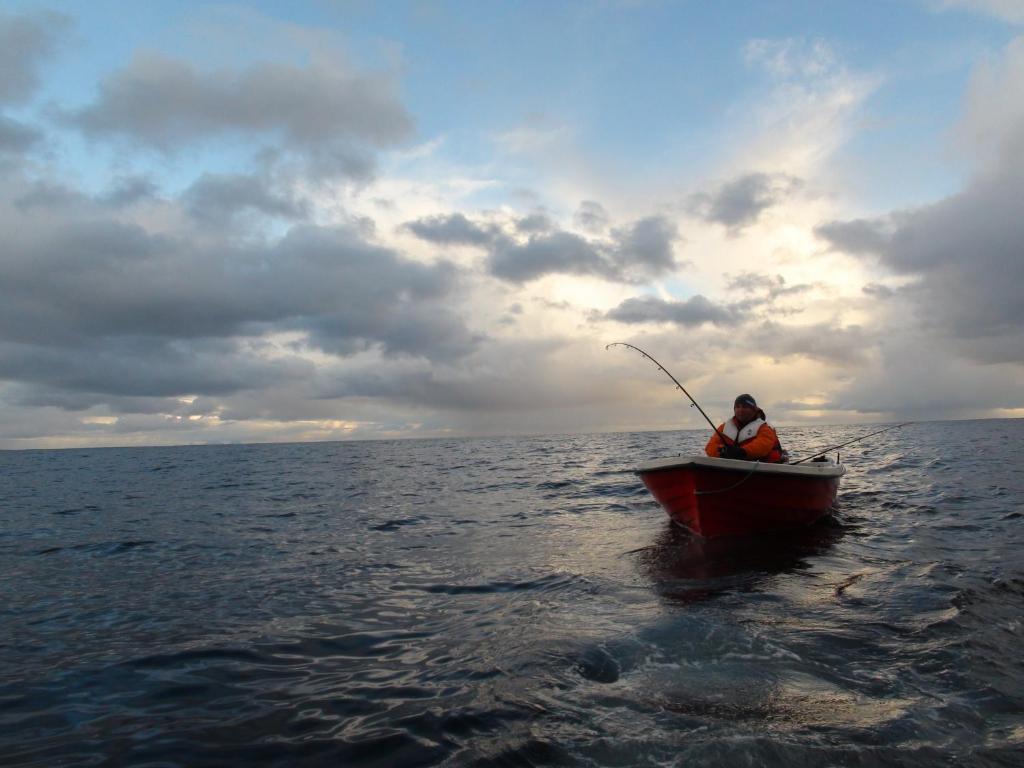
[606,342,728,444]
[789,422,912,465]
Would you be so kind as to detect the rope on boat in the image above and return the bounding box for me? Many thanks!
[694,461,761,495]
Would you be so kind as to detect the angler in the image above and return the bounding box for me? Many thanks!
[704,393,787,464]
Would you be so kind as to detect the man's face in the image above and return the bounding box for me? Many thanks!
[733,402,758,424]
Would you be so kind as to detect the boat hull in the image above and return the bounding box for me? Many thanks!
[637,456,843,538]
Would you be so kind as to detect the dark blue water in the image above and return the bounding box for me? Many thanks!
[2,420,1023,766]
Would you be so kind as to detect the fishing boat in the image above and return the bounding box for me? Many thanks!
[606,341,901,538]
[636,455,845,538]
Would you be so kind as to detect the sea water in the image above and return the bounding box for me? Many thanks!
[2,419,1023,766]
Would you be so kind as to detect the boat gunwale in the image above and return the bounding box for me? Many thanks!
[636,454,846,478]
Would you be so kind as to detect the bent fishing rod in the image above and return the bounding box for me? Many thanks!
[789,422,911,465]
[606,342,729,444]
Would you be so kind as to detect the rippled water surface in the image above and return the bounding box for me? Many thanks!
[3,420,1024,766]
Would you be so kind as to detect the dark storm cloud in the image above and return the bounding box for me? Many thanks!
[183,173,309,225]
[690,172,803,232]
[403,212,498,246]
[605,295,739,327]
[0,115,41,153]
[819,169,1024,365]
[0,10,69,105]
[63,52,413,172]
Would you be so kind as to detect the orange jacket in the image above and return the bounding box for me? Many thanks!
[705,418,784,462]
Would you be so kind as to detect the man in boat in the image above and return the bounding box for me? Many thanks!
[704,393,787,463]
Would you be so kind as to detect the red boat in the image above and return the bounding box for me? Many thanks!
[636,455,845,538]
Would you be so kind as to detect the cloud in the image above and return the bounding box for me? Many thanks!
[312,338,628,414]
[488,216,682,283]
[725,271,811,298]
[827,333,1024,417]
[515,212,554,234]
[819,173,1024,365]
[489,230,605,282]
[574,200,609,233]
[730,37,877,176]
[744,37,840,79]
[0,115,41,153]
[63,52,414,174]
[723,272,815,316]
[182,173,309,226]
[934,0,1024,24]
[403,212,497,246]
[317,363,545,412]
[958,37,1024,169]
[4,383,182,415]
[605,295,739,327]
[609,216,679,279]
[406,209,681,284]
[98,176,159,207]
[815,218,893,255]
[749,321,869,365]
[13,181,86,210]
[0,338,311,399]
[0,205,477,365]
[0,9,70,105]
[862,283,895,299]
[13,178,157,209]
[689,172,803,233]
[818,41,1024,367]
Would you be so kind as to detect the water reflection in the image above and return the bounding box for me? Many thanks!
[636,519,845,604]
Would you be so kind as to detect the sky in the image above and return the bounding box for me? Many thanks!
[0,0,1022,449]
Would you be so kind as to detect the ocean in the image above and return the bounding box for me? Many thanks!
[2,419,1023,766]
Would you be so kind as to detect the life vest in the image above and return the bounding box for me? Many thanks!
[721,417,785,463]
